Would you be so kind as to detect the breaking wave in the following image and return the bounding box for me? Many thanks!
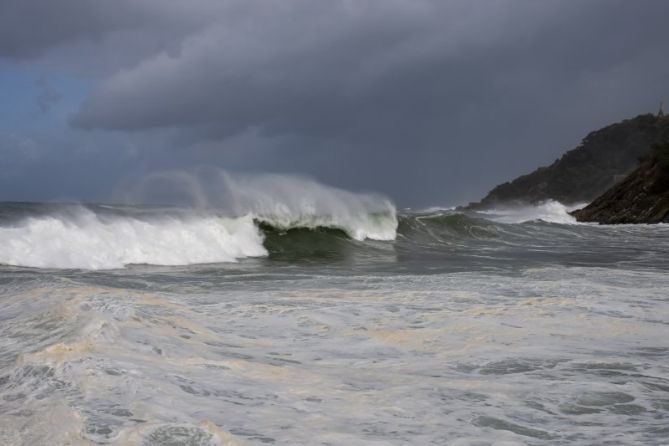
[0,169,599,271]
[0,209,397,270]
[472,200,585,224]
[0,174,398,269]
[0,210,267,269]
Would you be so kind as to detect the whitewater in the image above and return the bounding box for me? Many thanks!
[1,176,668,445]
[0,173,397,270]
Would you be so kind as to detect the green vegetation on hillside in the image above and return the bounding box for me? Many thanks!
[470,114,669,208]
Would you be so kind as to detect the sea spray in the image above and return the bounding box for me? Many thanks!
[473,200,585,224]
[0,170,398,269]
[116,168,398,240]
[220,172,397,240]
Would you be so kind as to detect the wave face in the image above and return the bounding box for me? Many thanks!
[3,195,667,271]
[116,169,398,242]
[219,173,398,241]
[0,174,398,269]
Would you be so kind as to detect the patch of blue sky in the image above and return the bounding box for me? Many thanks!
[0,60,89,133]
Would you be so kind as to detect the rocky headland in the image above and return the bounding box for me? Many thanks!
[469,113,669,209]
[571,141,669,224]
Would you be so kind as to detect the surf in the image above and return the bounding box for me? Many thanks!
[0,172,398,269]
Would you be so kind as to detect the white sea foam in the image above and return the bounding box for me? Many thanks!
[0,173,398,269]
[477,200,586,224]
[220,173,398,241]
[414,205,457,214]
[0,209,267,269]
[2,266,668,444]
[120,169,398,240]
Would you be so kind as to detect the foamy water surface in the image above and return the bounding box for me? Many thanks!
[1,199,668,445]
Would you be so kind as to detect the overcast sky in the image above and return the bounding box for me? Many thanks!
[1,0,668,207]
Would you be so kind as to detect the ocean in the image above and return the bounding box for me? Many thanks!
[1,189,668,445]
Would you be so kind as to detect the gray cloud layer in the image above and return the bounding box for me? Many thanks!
[2,0,669,205]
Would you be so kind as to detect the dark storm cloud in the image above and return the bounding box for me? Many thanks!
[71,0,553,135]
[70,0,669,139]
[0,0,235,67]
[3,0,669,205]
[0,0,138,58]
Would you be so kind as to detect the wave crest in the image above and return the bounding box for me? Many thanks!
[0,172,398,269]
[473,200,584,224]
[221,173,397,241]
[0,209,267,269]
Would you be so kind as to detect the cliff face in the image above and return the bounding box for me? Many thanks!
[470,114,669,209]
[571,142,669,224]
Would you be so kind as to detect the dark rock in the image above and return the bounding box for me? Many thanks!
[571,141,669,224]
[469,114,669,209]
